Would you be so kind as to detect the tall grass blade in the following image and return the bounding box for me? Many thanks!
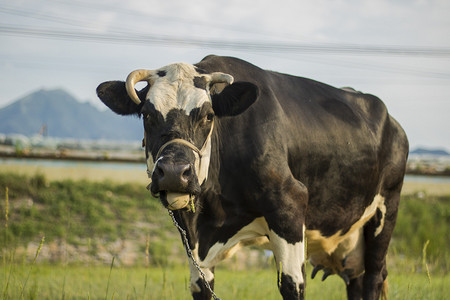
[3,187,9,262]
[105,256,115,300]
[278,262,283,287]
[162,267,167,291]
[2,252,14,300]
[143,273,148,299]
[61,275,66,300]
[145,234,150,267]
[20,236,45,299]
[4,187,8,229]
[422,240,432,283]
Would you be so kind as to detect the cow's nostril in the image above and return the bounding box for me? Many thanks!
[182,165,192,179]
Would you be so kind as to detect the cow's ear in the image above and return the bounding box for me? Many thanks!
[96,81,148,116]
[211,82,259,117]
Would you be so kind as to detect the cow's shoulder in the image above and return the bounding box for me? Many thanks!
[196,55,267,81]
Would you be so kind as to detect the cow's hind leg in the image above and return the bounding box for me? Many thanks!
[360,117,408,300]
[362,187,401,300]
[346,275,363,300]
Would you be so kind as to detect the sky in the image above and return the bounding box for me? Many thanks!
[1,0,449,150]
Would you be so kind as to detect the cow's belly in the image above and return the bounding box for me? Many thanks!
[198,194,386,279]
[199,217,271,268]
[306,194,386,279]
[307,227,365,279]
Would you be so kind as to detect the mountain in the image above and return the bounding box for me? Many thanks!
[410,147,450,156]
[0,89,142,140]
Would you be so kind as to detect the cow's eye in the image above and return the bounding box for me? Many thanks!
[200,112,214,127]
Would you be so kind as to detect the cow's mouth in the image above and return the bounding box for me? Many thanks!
[162,191,192,210]
[148,174,201,211]
[151,189,194,211]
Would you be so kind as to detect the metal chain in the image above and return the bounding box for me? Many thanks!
[168,210,221,300]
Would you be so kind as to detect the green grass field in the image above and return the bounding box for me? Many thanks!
[1,264,448,299]
[1,168,449,299]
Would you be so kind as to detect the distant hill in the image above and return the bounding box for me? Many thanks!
[0,89,142,140]
[410,147,450,156]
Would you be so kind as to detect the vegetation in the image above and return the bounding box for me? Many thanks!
[390,193,450,274]
[1,172,449,299]
[1,264,448,300]
[0,172,185,267]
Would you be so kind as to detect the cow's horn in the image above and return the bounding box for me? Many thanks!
[126,69,155,105]
[209,72,234,85]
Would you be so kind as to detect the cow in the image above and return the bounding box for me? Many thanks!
[96,55,408,300]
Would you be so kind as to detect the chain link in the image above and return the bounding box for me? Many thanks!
[168,210,221,300]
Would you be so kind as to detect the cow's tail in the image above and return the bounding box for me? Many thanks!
[381,278,389,300]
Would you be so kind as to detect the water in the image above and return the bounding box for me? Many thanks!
[404,175,450,184]
[1,158,449,184]
[0,157,145,171]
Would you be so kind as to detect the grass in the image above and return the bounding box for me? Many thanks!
[389,193,450,274]
[1,264,448,299]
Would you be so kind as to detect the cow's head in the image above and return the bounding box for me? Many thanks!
[97,62,258,210]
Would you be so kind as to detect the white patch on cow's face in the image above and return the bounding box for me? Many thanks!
[269,227,306,290]
[144,63,217,185]
[199,217,271,268]
[146,63,210,119]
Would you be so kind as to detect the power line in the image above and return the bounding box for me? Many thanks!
[2,24,450,57]
[0,4,148,36]
[0,6,86,28]
[54,0,297,42]
[279,53,450,80]
[0,1,304,44]
[1,2,449,58]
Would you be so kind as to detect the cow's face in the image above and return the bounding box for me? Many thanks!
[97,62,258,210]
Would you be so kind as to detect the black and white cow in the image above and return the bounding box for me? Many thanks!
[97,55,408,300]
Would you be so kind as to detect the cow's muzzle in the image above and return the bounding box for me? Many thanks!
[150,159,200,210]
[148,122,214,210]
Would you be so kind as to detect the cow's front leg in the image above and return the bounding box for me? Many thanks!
[265,178,308,300]
[188,250,215,300]
[269,227,306,300]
